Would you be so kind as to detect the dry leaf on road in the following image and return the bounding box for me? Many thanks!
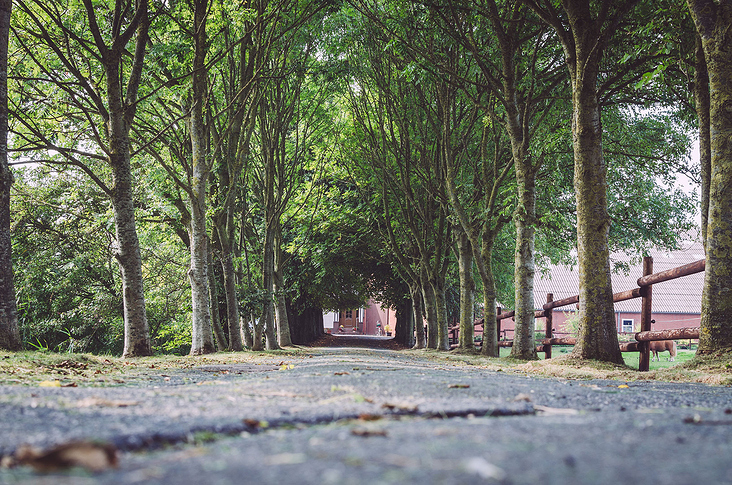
[15,441,118,472]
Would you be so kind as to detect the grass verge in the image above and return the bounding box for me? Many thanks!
[0,348,309,387]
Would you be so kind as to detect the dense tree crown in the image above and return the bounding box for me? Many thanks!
[3,0,726,360]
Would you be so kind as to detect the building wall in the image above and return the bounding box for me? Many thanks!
[323,312,337,332]
[326,299,396,336]
[363,303,395,336]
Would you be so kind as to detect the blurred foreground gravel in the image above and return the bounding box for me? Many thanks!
[1,343,731,484]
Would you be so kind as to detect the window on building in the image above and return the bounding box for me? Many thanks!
[621,319,634,333]
[333,312,339,322]
[345,310,353,319]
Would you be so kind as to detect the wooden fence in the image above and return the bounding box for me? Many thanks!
[450,256,704,371]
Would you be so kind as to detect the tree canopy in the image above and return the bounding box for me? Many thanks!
[2,0,719,360]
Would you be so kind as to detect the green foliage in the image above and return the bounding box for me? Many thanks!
[5,0,702,355]
[10,164,191,355]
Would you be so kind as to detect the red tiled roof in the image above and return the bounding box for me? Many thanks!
[534,242,704,314]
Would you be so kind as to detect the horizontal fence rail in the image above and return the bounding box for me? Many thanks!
[450,256,704,371]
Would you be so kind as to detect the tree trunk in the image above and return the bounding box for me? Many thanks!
[456,226,476,351]
[572,80,623,364]
[432,275,450,351]
[694,33,711,253]
[288,303,323,344]
[253,310,265,351]
[207,247,228,350]
[687,0,732,354]
[273,225,292,347]
[187,0,214,356]
[218,221,243,350]
[0,0,20,351]
[480,237,499,356]
[569,77,621,363]
[511,167,538,360]
[188,198,214,355]
[273,269,292,347]
[103,1,152,357]
[261,223,279,350]
[241,316,253,348]
[410,282,425,349]
[394,296,414,347]
[111,157,151,357]
[420,266,438,349]
[560,0,622,364]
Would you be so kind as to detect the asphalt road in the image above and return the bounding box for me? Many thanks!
[1,345,731,484]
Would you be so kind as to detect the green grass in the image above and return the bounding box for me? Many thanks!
[621,349,696,371]
[499,345,697,371]
[539,345,696,371]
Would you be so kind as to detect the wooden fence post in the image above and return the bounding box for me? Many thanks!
[639,256,653,371]
[544,293,553,359]
[496,306,502,342]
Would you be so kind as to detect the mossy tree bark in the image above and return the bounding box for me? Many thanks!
[456,224,476,351]
[567,21,622,364]
[693,33,711,252]
[273,223,292,347]
[187,0,214,355]
[98,0,152,357]
[511,166,538,360]
[525,0,627,364]
[207,247,228,350]
[0,0,20,350]
[687,0,732,354]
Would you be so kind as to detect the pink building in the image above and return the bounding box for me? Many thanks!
[323,299,396,336]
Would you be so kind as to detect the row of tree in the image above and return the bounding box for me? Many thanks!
[0,0,729,360]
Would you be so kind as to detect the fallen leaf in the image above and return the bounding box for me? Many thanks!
[334,371,350,376]
[243,419,268,429]
[38,380,61,388]
[351,428,387,437]
[448,384,470,389]
[15,441,118,472]
[618,385,629,389]
[61,382,78,388]
[381,402,419,413]
[358,414,382,421]
[54,360,88,370]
